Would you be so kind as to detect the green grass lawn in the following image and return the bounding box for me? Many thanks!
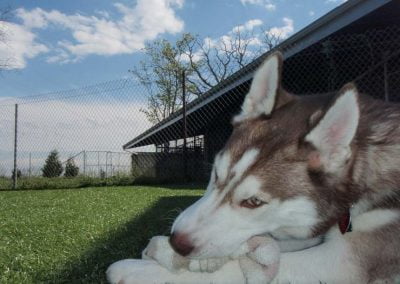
[0,185,203,283]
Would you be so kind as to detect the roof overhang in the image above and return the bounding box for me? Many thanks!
[123,0,392,150]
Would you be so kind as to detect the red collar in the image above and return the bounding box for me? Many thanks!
[338,210,352,234]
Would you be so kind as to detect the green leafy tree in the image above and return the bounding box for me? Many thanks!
[64,158,79,177]
[130,39,192,124]
[42,150,63,178]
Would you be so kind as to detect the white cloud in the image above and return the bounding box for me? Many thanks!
[233,19,263,33]
[14,0,185,64]
[264,4,276,11]
[95,10,111,19]
[240,0,263,5]
[266,17,294,39]
[0,21,48,69]
[179,49,203,63]
[240,0,276,11]
[309,11,315,16]
[45,48,76,64]
[193,19,262,60]
[15,8,48,29]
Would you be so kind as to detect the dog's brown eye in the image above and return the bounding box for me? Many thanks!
[241,196,266,209]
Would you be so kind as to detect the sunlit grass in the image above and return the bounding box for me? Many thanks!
[0,185,203,283]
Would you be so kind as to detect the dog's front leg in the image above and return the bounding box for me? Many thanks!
[108,236,247,284]
[271,232,362,284]
[107,258,246,284]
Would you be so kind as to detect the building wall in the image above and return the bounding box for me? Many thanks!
[131,152,207,183]
[203,119,233,173]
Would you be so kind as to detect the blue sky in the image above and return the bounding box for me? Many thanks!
[0,0,346,99]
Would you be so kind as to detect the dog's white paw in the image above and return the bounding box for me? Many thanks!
[106,259,140,284]
[107,259,185,284]
[188,257,230,273]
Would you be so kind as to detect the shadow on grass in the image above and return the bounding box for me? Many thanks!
[44,195,200,283]
[137,182,207,191]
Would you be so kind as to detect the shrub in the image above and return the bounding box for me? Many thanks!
[65,158,79,177]
[42,150,63,178]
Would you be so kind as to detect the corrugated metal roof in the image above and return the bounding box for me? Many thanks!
[123,0,391,150]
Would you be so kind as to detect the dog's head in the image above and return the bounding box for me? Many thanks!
[170,52,360,258]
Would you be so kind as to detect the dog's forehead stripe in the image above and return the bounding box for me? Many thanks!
[213,148,261,205]
[215,151,231,183]
[232,148,260,178]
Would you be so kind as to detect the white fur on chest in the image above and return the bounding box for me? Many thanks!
[351,207,400,232]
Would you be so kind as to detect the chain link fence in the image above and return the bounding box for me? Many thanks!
[0,79,152,189]
[1,24,399,190]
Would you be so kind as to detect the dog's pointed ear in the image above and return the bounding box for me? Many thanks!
[305,83,360,174]
[234,51,290,123]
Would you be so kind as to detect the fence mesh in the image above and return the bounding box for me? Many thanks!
[1,24,400,190]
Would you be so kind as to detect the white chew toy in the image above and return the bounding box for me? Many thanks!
[107,235,280,284]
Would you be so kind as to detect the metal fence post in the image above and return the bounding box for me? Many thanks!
[105,152,108,178]
[83,150,86,176]
[182,70,188,182]
[29,153,32,178]
[12,104,18,190]
[383,52,389,102]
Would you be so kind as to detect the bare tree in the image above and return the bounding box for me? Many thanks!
[134,28,282,124]
[177,31,256,95]
[177,27,282,96]
[260,28,282,51]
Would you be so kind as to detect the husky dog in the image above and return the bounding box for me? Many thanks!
[108,52,400,283]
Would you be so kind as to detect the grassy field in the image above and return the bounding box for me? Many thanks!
[0,176,137,191]
[0,185,203,283]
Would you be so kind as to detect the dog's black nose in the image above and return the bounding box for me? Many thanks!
[169,232,194,256]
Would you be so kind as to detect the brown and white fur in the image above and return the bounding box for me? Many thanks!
[108,52,400,283]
